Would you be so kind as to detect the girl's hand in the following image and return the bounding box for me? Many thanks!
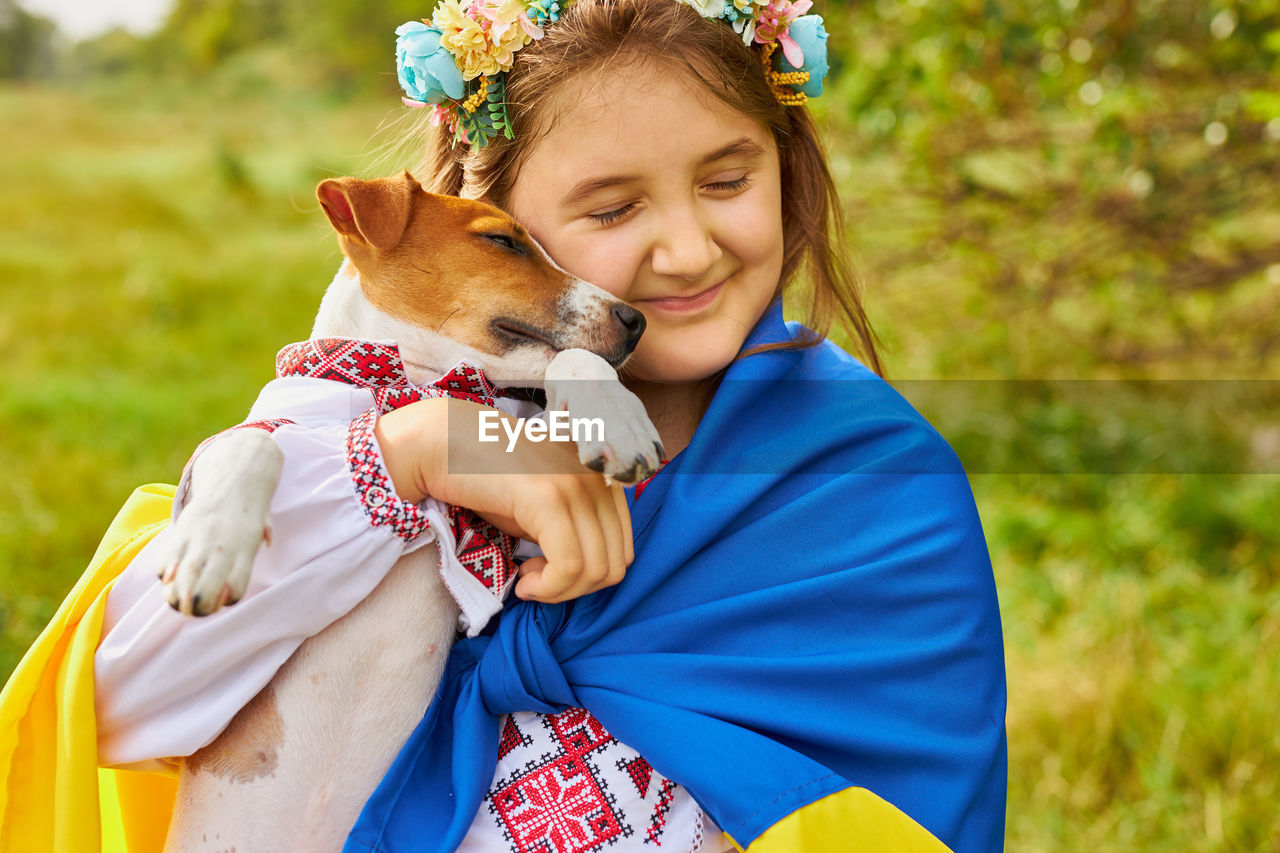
[374,397,634,603]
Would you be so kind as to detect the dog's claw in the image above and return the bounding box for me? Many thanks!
[545,350,662,492]
[653,441,665,461]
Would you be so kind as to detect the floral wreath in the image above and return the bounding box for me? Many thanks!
[396,0,830,149]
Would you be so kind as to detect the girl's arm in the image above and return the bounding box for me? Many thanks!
[95,396,631,769]
[376,398,634,602]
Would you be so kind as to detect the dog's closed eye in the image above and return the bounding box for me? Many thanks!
[482,233,527,257]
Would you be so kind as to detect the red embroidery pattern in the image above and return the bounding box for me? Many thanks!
[276,338,408,387]
[499,715,534,760]
[646,780,678,846]
[447,505,519,594]
[485,709,681,852]
[620,757,653,799]
[229,418,296,434]
[491,753,626,853]
[488,709,628,853]
[616,757,677,846]
[345,408,430,541]
[275,338,500,408]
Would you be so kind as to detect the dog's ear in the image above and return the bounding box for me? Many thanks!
[316,173,417,252]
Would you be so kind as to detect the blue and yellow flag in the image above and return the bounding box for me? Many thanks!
[347,302,1008,852]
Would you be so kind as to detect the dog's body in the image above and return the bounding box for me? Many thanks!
[157,173,662,851]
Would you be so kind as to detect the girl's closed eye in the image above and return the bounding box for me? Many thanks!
[587,201,640,225]
[587,175,751,226]
[704,174,752,192]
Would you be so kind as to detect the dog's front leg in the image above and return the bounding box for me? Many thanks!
[157,428,284,615]
[544,349,663,484]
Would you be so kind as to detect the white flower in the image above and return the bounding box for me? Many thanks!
[678,0,727,18]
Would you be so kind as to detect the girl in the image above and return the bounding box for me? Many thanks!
[0,1,1006,851]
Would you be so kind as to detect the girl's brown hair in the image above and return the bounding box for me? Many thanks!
[416,0,883,376]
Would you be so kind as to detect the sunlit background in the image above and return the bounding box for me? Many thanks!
[2,0,1278,848]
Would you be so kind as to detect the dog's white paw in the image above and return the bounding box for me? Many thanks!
[158,502,271,614]
[566,385,664,485]
[157,504,271,616]
[545,349,664,485]
[157,427,283,616]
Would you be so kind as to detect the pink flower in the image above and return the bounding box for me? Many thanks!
[473,0,544,44]
[753,0,812,67]
[429,103,461,138]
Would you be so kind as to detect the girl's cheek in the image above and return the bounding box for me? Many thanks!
[564,234,642,299]
[726,195,782,258]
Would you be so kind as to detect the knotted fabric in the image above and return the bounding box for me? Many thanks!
[345,302,1008,853]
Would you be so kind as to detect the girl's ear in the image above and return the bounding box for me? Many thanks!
[316,174,416,252]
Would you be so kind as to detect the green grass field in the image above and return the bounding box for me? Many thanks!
[1,81,1277,850]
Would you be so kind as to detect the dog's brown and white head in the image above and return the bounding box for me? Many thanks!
[314,171,643,386]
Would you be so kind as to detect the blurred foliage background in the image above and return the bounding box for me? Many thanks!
[2,0,1278,848]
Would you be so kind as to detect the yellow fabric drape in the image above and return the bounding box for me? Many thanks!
[0,485,177,853]
[734,785,953,852]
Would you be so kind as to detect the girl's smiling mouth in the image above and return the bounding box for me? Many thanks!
[636,280,725,314]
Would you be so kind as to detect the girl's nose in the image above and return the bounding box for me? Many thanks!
[649,207,723,281]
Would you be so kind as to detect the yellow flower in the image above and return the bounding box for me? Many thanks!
[492,24,532,67]
[431,0,471,36]
[476,0,536,73]
[432,0,495,80]
[431,0,538,80]
[467,46,503,79]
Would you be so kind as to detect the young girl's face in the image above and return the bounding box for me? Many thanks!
[506,61,785,385]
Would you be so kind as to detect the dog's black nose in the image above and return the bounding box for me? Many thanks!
[612,304,646,352]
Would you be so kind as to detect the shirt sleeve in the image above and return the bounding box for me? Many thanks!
[94,379,531,768]
[346,405,515,637]
[186,376,527,637]
[95,411,449,768]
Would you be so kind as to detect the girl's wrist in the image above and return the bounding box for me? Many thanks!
[374,397,451,505]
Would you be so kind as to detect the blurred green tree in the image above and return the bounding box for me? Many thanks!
[0,0,56,79]
[823,0,1280,379]
[109,0,432,94]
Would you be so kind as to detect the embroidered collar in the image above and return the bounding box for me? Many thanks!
[275,337,501,410]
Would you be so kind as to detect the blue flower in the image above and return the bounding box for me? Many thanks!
[776,14,829,98]
[526,0,564,25]
[396,21,465,104]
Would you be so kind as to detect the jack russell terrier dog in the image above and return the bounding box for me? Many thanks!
[154,171,663,851]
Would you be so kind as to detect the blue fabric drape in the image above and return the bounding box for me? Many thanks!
[345,302,1007,852]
